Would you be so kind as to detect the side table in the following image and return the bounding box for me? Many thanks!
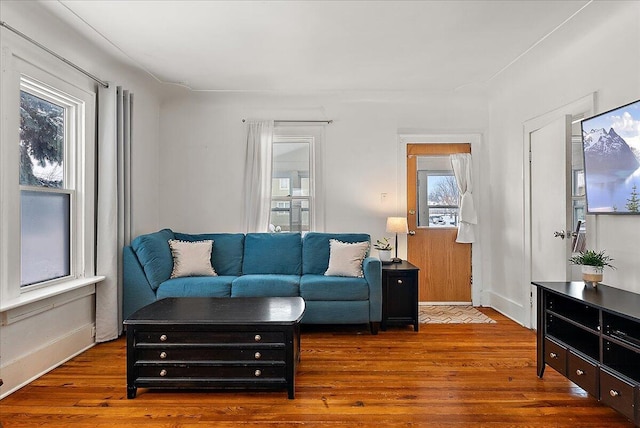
[381,260,420,331]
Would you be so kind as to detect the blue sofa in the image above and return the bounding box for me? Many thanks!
[123,230,382,333]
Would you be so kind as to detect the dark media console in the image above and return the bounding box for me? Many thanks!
[534,281,640,426]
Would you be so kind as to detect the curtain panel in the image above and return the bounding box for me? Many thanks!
[450,153,477,243]
[96,85,132,342]
[243,120,274,233]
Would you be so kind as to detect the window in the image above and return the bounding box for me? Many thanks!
[416,156,460,228]
[1,51,96,298]
[270,139,312,233]
[19,86,73,286]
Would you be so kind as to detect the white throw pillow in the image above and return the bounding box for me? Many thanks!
[168,239,217,278]
[324,239,369,278]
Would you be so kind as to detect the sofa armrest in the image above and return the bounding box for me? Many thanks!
[363,256,382,322]
[123,246,157,320]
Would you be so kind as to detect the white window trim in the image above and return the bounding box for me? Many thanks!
[0,46,98,308]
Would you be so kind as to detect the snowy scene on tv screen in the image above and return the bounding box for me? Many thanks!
[582,100,640,213]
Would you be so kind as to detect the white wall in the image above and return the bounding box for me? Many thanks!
[486,1,640,321]
[0,1,161,397]
[158,89,488,246]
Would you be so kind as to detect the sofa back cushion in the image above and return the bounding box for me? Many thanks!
[174,233,245,276]
[130,228,175,290]
[243,233,302,275]
[302,233,370,275]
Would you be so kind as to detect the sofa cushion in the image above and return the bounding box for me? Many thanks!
[231,275,300,297]
[242,233,302,275]
[174,233,245,276]
[156,276,234,299]
[169,239,217,278]
[302,233,371,275]
[131,228,175,290]
[300,274,369,301]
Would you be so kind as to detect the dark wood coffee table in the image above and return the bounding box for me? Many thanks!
[124,297,305,399]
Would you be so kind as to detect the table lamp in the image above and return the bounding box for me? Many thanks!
[386,217,408,263]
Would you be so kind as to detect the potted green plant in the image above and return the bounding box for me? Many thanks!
[374,238,393,263]
[569,249,615,287]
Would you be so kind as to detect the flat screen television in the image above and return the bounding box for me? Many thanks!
[581,99,640,214]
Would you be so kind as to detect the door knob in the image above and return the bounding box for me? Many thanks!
[408,230,416,235]
[409,210,416,215]
[553,230,567,239]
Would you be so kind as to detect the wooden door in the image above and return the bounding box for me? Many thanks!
[407,143,471,302]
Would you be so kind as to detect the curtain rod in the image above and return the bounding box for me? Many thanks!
[242,119,333,124]
[0,20,109,89]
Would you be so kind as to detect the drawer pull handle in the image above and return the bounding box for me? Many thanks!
[610,389,620,397]
[159,369,167,377]
[576,369,584,376]
[254,352,262,359]
[254,369,262,377]
[549,352,557,359]
[159,352,167,359]
[397,279,403,284]
[254,334,262,342]
[160,334,167,342]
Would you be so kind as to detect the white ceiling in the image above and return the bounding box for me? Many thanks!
[42,0,592,93]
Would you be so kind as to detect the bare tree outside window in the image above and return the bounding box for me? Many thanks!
[428,175,459,206]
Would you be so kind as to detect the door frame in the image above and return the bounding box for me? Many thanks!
[397,133,484,306]
[522,93,595,329]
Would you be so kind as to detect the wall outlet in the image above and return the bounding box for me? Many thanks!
[91,326,96,339]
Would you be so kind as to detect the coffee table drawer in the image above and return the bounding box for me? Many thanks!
[136,363,286,379]
[136,331,285,344]
[137,347,286,362]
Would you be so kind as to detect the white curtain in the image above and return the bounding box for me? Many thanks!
[243,120,274,232]
[96,85,132,342]
[450,153,477,243]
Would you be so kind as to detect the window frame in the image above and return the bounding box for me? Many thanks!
[19,77,81,289]
[1,48,97,304]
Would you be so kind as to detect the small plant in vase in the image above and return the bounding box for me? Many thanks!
[569,249,615,287]
[374,238,393,263]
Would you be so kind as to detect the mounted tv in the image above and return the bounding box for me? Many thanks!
[581,99,640,214]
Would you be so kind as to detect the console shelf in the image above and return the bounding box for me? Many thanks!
[534,281,640,426]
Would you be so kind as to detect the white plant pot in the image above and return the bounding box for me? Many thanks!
[582,265,603,287]
[378,249,392,263]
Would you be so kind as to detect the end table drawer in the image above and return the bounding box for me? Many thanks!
[544,338,567,376]
[599,369,635,421]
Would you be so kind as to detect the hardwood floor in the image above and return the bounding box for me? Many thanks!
[0,309,634,427]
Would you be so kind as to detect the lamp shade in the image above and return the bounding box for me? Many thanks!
[386,217,408,234]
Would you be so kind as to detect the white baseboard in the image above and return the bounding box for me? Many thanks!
[485,290,526,326]
[419,301,473,306]
[0,324,95,399]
